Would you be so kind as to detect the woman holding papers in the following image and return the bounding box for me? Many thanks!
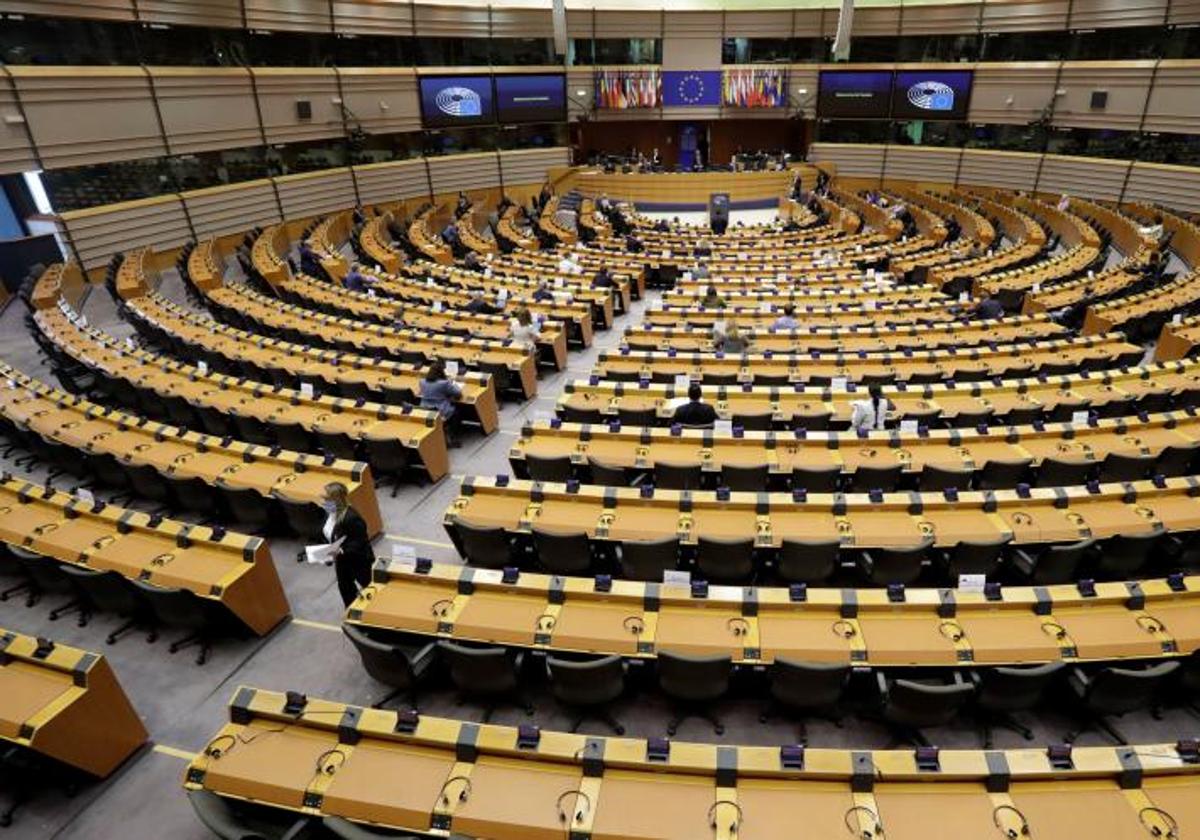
[322,482,375,607]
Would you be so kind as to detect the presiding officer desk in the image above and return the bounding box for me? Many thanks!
[558,360,1200,426]
[186,686,1200,840]
[0,475,289,635]
[0,629,146,779]
[351,560,1200,667]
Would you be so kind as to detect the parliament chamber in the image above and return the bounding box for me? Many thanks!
[5,1,1200,838]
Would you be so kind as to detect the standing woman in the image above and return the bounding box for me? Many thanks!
[849,383,889,432]
[323,482,374,607]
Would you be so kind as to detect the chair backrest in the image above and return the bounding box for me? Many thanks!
[342,624,415,689]
[946,538,1010,577]
[454,520,511,568]
[978,459,1033,490]
[1156,444,1200,477]
[866,542,930,585]
[721,464,769,492]
[532,527,592,575]
[1082,662,1180,715]
[654,461,703,490]
[619,537,679,581]
[1099,452,1156,482]
[1029,538,1094,584]
[1096,532,1159,576]
[776,539,839,584]
[845,464,901,493]
[657,651,731,702]
[362,436,411,472]
[130,580,208,629]
[791,465,840,493]
[792,412,832,431]
[885,677,974,727]
[768,659,849,711]
[547,654,625,706]
[274,494,328,541]
[437,641,519,695]
[587,458,627,485]
[272,422,315,455]
[733,412,773,431]
[696,537,755,583]
[219,484,274,528]
[527,454,574,483]
[617,406,657,426]
[919,465,973,491]
[1036,458,1092,488]
[59,565,139,614]
[563,407,604,424]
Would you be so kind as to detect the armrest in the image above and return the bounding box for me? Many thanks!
[280,817,318,840]
[875,670,889,701]
[409,641,438,677]
[1067,666,1091,698]
[1011,547,1036,576]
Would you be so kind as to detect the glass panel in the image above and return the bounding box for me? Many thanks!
[896,34,981,63]
[496,122,567,150]
[592,38,660,65]
[815,120,892,144]
[964,123,1048,152]
[491,37,556,66]
[422,127,498,156]
[41,158,173,212]
[415,37,491,66]
[980,31,1068,62]
[0,16,138,65]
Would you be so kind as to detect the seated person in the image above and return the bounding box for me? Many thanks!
[772,305,799,330]
[532,280,555,302]
[462,251,483,272]
[694,237,713,257]
[464,290,498,316]
[672,383,717,428]
[850,384,890,432]
[970,290,1004,321]
[558,253,581,274]
[701,285,726,309]
[718,322,751,354]
[419,360,464,444]
[654,219,669,232]
[299,243,323,277]
[693,260,711,280]
[509,306,541,350]
[592,266,615,289]
[1140,214,1165,243]
[344,263,373,293]
[624,234,644,253]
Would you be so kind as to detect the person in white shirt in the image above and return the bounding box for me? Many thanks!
[557,254,580,274]
[772,304,799,330]
[849,384,889,432]
[509,306,541,350]
[1140,214,1165,242]
[1057,193,1070,212]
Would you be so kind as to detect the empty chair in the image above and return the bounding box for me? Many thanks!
[653,461,703,491]
[231,413,274,447]
[561,406,604,424]
[920,465,973,491]
[703,372,739,386]
[1136,391,1174,415]
[531,527,593,575]
[11,549,86,623]
[658,651,732,736]
[858,540,931,586]
[791,465,840,493]
[274,494,328,542]
[525,453,573,483]
[976,459,1033,490]
[546,654,627,734]
[131,580,214,665]
[791,411,833,431]
[315,429,361,462]
[616,406,657,426]
[776,539,839,584]
[733,412,773,431]
[946,408,993,428]
[1004,405,1044,426]
[436,641,531,722]
[195,405,233,437]
[971,663,1064,748]
[1098,452,1157,483]
[342,624,436,708]
[1011,538,1094,585]
[1036,457,1093,487]
[587,457,629,485]
[696,536,756,583]
[216,483,276,533]
[1064,662,1181,744]
[361,434,413,496]
[188,789,289,840]
[452,520,512,569]
[1095,532,1160,579]
[123,463,174,508]
[877,671,975,746]
[614,537,677,581]
[1047,401,1091,423]
[165,475,221,518]
[721,463,769,492]
[59,566,155,645]
[937,537,1011,581]
[338,380,375,403]
[844,464,902,493]
[1156,444,1200,477]
[761,660,849,744]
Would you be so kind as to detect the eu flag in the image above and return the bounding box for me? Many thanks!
[662,70,722,107]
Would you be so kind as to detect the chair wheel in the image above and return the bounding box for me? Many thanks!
[614,725,626,735]
[714,724,725,735]
[758,713,768,724]
[1023,732,1034,740]
[666,725,677,736]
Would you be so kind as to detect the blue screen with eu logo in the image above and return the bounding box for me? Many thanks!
[891,71,973,121]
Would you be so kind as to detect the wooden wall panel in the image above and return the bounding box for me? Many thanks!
[337,69,421,136]
[980,0,1069,32]
[428,151,499,195]
[1052,62,1153,131]
[1037,154,1130,201]
[490,6,554,38]
[807,142,885,181]
[333,0,415,36]
[498,147,568,188]
[58,194,190,270]
[884,146,962,184]
[0,0,134,20]
[149,68,261,156]
[412,3,490,37]
[136,0,243,28]
[1068,0,1168,28]
[1168,0,1200,24]
[663,11,721,39]
[1142,61,1200,135]
[592,10,661,38]
[274,167,356,220]
[251,69,343,145]
[8,67,166,169]
[851,5,901,37]
[0,72,39,175]
[969,62,1058,125]
[565,7,592,38]
[1124,162,1200,214]
[182,179,281,239]
[723,10,792,38]
[898,2,983,35]
[956,148,1040,191]
[353,158,430,207]
[566,69,594,119]
[243,0,332,32]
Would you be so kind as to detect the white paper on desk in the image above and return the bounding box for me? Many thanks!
[666,396,689,410]
[300,382,314,398]
[682,271,693,281]
[554,277,564,288]
[432,300,444,313]
[125,337,136,351]
[78,315,88,328]
[831,377,849,392]
[959,292,970,303]
[673,374,691,390]
[777,272,787,283]
[714,419,733,435]
[663,570,691,586]
[497,288,509,305]
[553,291,573,304]
[958,574,986,594]
[305,539,342,565]
[1173,313,1183,325]
[1031,283,1040,293]
[759,302,774,313]
[390,543,417,570]
[900,419,919,434]
[76,487,95,504]
[367,288,376,299]
[1071,410,1089,425]
[197,361,209,375]
[484,268,493,278]
[650,300,663,311]
[662,250,670,258]
[446,361,460,377]
[866,268,876,280]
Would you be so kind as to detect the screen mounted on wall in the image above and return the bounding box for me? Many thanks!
[817,70,894,119]
[495,74,566,123]
[890,70,973,121]
[419,75,496,128]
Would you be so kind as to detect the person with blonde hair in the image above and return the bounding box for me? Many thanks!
[509,306,541,350]
[321,482,374,607]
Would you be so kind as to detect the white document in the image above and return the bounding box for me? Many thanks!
[197,361,209,375]
[714,419,733,435]
[831,377,848,392]
[446,361,460,377]
[1071,410,1090,425]
[900,419,919,434]
[958,574,986,593]
[305,538,343,565]
[674,374,691,390]
[300,382,314,398]
[663,570,691,586]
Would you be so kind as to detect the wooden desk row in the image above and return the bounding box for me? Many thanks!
[0,629,146,778]
[32,300,412,516]
[621,316,1069,355]
[975,243,1102,297]
[593,335,1142,385]
[0,475,288,635]
[435,255,635,318]
[641,303,962,330]
[124,288,497,439]
[0,360,384,532]
[205,281,539,401]
[557,360,1200,426]
[658,285,949,309]
[186,687,1200,840]
[1083,269,1200,337]
[508,410,1200,479]
[1023,264,1142,315]
[1156,316,1200,363]
[351,560,1200,668]
[444,474,1200,551]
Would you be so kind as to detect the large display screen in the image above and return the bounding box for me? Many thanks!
[419,75,496,128]
[817,70,894,119]
[891,70,973,121]
[495,74,566,123]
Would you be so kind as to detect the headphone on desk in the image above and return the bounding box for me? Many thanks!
[992,804,1030,838]
[556,789,592,825]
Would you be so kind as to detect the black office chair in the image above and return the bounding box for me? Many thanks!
[187,789,276,840]
[131,580,213,665]
[161,395,200,431]
[877,671,975,746]
[1156,444,1200,477]
[653,461,703,490]
[1036,457,1093,487]
[1064,662,1181,744]
[342,624,436,709]
[791,465,840,493]
[195,405,234,437]
[760,659,849,744]
[844,464,902,493]
[453,520,513,568]
[976,459,1033,490]
[587,457,629,486]
[84,452,133,498]
[216,483,276,533]
[1095,532,1160,579]
[274,493,328,542]
[123,463,174,509]
[1047,401,1091,423]
[436,640,531,722]
[858,540,932,586]
[792,412,833,432]
[617,406,657,427]
[165,475,221,519]
[10,549,86,624]
[338,381,375,403]
[361,435,413,496]
[1004,405,1044,426]
[531,527,593,576]
[970,663,1064,749]
[658,651,732,736]
[546,654,627,734]
[618,537,679,581]
[696,536,756,583]
[526,454,574,483]
[562,406,604,424]
[776,539,839,585]
[1098,452,1157,483]
[733,411,773,431]
[232,413,274,447]
[937,537,1011,581]
[273,420,315,454]
[721,464,769,492]
[315,429,362,462]
[59,566,156,645]
[946,408,993,429]
[920,465,973,491]
[1011,538,1094,585]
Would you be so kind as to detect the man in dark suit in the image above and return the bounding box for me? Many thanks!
[672,383,717,428]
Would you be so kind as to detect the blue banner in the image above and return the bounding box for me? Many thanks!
[662,71,722,107]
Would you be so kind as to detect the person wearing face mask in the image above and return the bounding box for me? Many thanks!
[322,482,374,607]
